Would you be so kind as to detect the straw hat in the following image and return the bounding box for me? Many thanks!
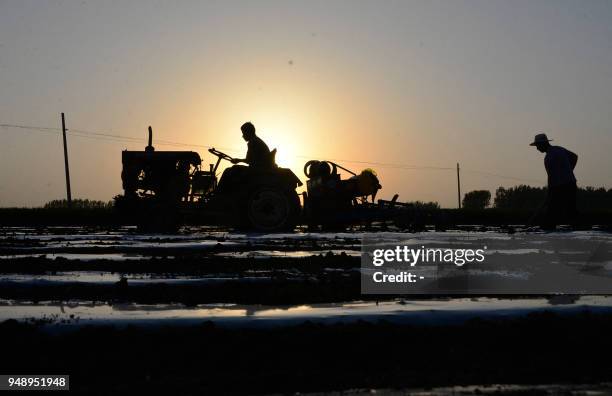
[529,133,553,146]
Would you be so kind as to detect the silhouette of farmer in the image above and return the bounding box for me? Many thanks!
[530,133,578,227]
[231,122,273,169]
[216,122,274,193]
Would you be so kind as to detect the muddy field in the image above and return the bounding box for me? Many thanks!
[2,225,612,307]
[3,225,612,394]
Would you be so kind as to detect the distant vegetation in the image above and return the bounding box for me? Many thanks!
[462,190,491,210]
[575,187,612,211]
[43,199,114,209]
[408,201,440,210]
[0,199,117,226]
[493,185,546,210]
[460,185,612,211]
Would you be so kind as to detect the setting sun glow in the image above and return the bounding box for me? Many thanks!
[1,1,610,208]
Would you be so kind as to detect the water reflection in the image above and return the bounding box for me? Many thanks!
[3,296,612,326]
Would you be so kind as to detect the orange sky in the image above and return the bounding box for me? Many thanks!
[1,1,611,207]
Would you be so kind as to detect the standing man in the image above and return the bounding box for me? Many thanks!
[231,122,273,169]
[530,133,578,227]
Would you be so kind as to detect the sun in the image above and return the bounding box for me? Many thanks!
[256,123,306,180]
[273,141,297,169]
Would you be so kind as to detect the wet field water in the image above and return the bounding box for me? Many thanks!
[3,296,612,329]
[4,225,612,394]
[2,225,612,325]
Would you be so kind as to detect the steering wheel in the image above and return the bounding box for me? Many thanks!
[208,148,235,162]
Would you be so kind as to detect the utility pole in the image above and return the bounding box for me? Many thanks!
[456,162,461,209]
[61,113,72,208]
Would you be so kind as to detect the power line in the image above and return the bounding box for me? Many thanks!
[70,128,207,148]
[463,169,544,184]
[69,127,242,153]
[0,123,61,132]
[1,122,541,183]
[294,154,454,171]
[1,123,451,169]
[0,123,241,152]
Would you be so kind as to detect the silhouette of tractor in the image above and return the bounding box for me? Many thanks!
[116,127,302,231]
[116,127,433,232]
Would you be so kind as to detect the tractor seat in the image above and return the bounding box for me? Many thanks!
[270,148,277,167]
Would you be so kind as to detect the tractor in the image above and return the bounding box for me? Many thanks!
[116,127,302,231]
[115,126,431,232]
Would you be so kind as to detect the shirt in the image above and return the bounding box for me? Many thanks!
[544,145,577,187]
[246,135,272,168]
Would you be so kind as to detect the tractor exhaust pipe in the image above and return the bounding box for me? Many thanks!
[145,126,155,152]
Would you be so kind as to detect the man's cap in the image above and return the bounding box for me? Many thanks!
[530,133,553,146]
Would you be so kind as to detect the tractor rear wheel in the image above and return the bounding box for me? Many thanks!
[246,187,300,232]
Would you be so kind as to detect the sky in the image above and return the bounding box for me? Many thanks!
[1,0,611,208]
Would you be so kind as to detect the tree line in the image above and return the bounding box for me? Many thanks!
[44,199,114,209]
[462,185,612,210]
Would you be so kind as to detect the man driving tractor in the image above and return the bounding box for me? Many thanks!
[215,122,276,193]
[231,122,274,169]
